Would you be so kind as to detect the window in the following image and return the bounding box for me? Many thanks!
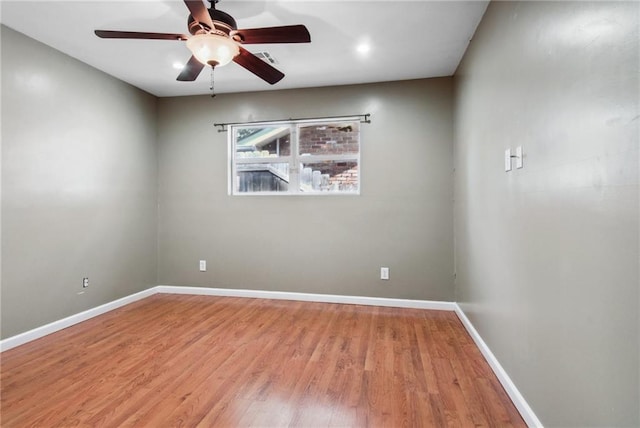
[229,117,361,195]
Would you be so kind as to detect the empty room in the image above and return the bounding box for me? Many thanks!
[1,1,638,427]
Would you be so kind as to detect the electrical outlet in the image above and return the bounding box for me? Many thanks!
[199,260,207,272]
[82,277,89,288]
[380,267,389,280]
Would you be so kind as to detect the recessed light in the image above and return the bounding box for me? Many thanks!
[356,43,371,55]
[172,62,184,70]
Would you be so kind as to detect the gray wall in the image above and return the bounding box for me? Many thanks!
[157,79,454,301]
[1,26,158,338]
[454,2,639,427]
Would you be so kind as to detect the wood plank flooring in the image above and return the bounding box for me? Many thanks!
[1,294,526,427]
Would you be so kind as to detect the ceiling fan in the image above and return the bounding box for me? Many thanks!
[95,0,311,85]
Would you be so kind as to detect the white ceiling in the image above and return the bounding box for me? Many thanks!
[0,0,489,97]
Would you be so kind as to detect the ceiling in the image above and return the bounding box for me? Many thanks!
[0,0,489,97]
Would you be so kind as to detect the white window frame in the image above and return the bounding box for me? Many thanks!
[228,116,361,196]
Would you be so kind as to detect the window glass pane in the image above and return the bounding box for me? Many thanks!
[230,118,362,196]
[236,126,291,158]
[298,122,359,156]
[236,163,289,193]
[299,161,359,192]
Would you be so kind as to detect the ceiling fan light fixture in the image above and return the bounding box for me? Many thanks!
[186,34,239,67]
[95,0,310,83]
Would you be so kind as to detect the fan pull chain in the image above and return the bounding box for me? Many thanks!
[209,67,216,98]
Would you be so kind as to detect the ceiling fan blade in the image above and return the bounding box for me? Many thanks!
[232,25,311,44]
[177,55,205,81]
[183,0,215,31]
[95,30,189,41]
[233,46,285,85]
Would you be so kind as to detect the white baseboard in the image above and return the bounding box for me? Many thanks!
[0,287,157,352]
[0,285,539,428]
[156,285,457,311]
[0,286,453,352]
[454,303,543,428]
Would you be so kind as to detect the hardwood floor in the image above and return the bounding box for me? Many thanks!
[1,294,526,427]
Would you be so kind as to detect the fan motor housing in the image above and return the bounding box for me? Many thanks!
[188,9,237,35]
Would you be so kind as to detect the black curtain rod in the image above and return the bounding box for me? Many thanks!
[213,113,371,132]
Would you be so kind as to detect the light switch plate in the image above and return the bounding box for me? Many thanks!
[516,146,523,169]
[199,260,206,272]
[505,149,512,171]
